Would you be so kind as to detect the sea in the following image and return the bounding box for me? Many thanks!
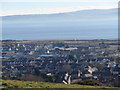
[2,19,118,40]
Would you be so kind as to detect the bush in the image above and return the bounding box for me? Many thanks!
[77,80,101,86]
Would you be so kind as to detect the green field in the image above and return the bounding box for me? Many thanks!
[1,80,118,89]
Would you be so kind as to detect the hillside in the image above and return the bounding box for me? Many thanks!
[2,8,117,21]
[1,80,117,89]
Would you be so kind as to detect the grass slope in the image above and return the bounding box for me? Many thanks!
[1,80,117,89]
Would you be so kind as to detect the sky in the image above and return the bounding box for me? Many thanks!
[0,0,119,16]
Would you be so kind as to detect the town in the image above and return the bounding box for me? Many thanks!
[1,39,120,87]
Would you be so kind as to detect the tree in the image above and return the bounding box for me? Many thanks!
[68,55,74,60]
[34,68,40,76]
[63,65,71,74]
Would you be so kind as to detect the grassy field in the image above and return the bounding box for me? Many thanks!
[1,80,118,89]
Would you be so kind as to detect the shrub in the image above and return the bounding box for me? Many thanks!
[77,80,101,86]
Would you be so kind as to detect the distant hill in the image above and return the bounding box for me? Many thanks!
[2,80,115,89]
[2,8,117,21]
